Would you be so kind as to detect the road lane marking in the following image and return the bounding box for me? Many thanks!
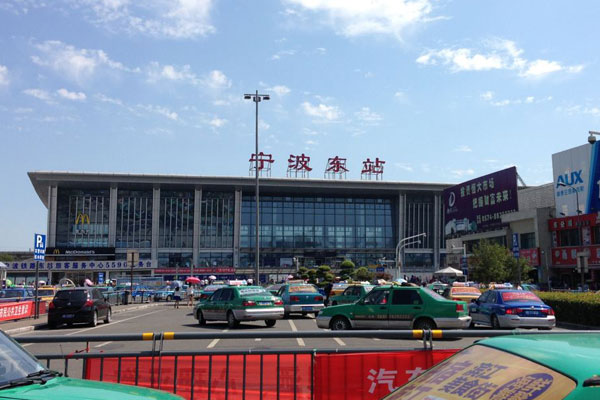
[255,338,261,341]
[65,309,165,336]
[333,337,346,346]
[95,341,113,348]
[207,329,228,349]
[288,319,305,346]
[373,338,381,341]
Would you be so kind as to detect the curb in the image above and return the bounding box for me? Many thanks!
[5,325,37,335]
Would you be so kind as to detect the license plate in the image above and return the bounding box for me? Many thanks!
[62,314,74,319]
[524,311,539,317]
[258,301,271,306]
[302,306,313,311]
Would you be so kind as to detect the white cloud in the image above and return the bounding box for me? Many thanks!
[23,88,53,103]
[394,163,413,172]
[284,0,435,39]
[303,128,319,136]
[301,101,341,121]
[316,47,327,55]
[271,50,297,60]
[138,104,178,120]
[481,91,553,107]
[147,62,198,84]
[203,70,231,89]
[78,0,216,39]
[209,117,227,128]
[557,105,600,117]
[268,85,291,96]
[355,107,382,122]
[0,65,9,86]
[453,145,472,152]
[95,93,124,106]
[57,88,86,101]
[31,40,136,84]
[480,91,494,101]
[259,120,270,130]
[417,39,584,79]
[451,169,475,178]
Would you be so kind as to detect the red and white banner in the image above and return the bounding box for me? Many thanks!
[520,248,540,267]
[0,301,33,322]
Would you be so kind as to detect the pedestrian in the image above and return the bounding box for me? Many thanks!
[186,284,194,308]
[174,286,182,309]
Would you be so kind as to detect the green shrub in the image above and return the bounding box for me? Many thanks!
[536,291,600,327]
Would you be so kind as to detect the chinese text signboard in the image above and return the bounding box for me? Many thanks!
[361,158,386,180]
[287,153,312,178]
[443,167,519,237]
[6,260,153,271]
[0,301,33,322]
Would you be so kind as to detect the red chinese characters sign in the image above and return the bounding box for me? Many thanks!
[0,301,33,322]
[324,156,348,179]
[551,245,600,266]
[154,267,236,275]
[287,153,312,177]
[361,158,385,180]
[520,248,540,267]
[249,152,274,177]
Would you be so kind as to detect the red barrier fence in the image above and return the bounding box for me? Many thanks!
[0,301,34,321]
[84,350,459,400]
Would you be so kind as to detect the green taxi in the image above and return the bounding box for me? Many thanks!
[316,284,471,330]
[383,333,600,399]
[194,285,284,328]
[328,284,375,306]
[0,330,181,399]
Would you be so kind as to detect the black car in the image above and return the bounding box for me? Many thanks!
[48,287,112,329]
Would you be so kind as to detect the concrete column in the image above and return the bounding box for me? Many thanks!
[47,185,58,247]
[193,188,202,270]
[434,194,441,269]
[108,186,118,247]
[151,188,160,268]
[233,188,242,268]
[397,193,405,243]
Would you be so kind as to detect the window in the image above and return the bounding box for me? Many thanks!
[558,229,580,247]
[392,290,422,305]
[363,290,390,305]
[220,289,234,301]
[520,232,536,249]
[210,289,223,301]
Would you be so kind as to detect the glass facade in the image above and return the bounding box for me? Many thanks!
[404,194,434,249]
[199,192,235,248]
[116,190,153,248]
[159,191,194,248]
[197,251,233,267]
[56,189,110,247]
[158,252,193,268]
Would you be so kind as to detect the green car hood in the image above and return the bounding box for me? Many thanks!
[0,377,181,400]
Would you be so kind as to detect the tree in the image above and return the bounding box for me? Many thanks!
[375,272,393,282]
[339,259,355,280]
[506,257,533,284]
[354,266,373,282]
[0,254,15,262]
[298,267,309,280]
[317,265,333,282]
[469,240,512,283]
[307,269,317,284]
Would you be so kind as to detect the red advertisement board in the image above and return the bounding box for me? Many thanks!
[0,301,33,321]
[520,248,540,267]
[154,267,236,275]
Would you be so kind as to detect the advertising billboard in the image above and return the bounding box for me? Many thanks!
[552,143,600,216]
[443,167,519,237]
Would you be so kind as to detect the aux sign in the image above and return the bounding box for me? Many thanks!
[552,143,600,217]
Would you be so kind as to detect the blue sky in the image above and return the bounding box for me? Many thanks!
[1,0,599,250]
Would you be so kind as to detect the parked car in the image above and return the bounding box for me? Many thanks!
[198,284,228,302]
[95,286,120,305]
[0,288,34,303]
[521,283,541,291]
[426,281,448,296]
[442,283,482,302]
[317,284,471,330]
[48,287,112,329]
[153,286,175,302]
[194,286,284,328]
[277,283,325,317]
[266,283,283,296]
[469,289,555,329]
[0,329,182,399]
[36,286,58,302]
[325,282,348,305]
[382,333,595,400]
[131,286,155,302]
[328,284,375,306]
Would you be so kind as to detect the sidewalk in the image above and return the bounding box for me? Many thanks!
[0,301,164,335]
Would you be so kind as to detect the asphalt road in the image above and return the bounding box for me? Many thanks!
[12,302,573,379]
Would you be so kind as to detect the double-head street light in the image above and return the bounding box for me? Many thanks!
[244,91,270,285]
[395,233,427,280]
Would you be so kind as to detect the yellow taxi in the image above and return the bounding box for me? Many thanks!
[442,282,481,302]
[36,286,58,302]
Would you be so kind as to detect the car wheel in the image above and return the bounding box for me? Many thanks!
[197,310,206,326]
[48,322,57,330]
[330,316,351,331]
[227,311,240,329]
[104,308,112,324]
[90,311,98,327]
[469,320,475,329]
[491,314,501,329]
[414,318,436,331]
[265,320,276,327]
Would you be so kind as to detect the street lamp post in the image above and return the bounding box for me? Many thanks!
[244,91,270,285]
[395,233,427,280]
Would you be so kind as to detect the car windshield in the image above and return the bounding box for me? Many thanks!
[501,291,543,303]
[363,285,375,293]
[36,289,55,296]
[382,344,576,399]
[238,287,269,297]
[204,285,226,292]
[55,290,87,301]
[422,287,446,301]
[0,331,45,386]
[289,284,317,293]
[0,290,26,298]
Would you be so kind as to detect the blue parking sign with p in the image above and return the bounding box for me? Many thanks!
[34,233,46,261]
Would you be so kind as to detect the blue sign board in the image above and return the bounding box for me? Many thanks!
[33,233,46,261]
[512,233,519,258]
[460,256,468,275]
[98,272,104,284]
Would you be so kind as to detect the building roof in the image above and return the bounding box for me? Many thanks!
[28,171,453,208]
